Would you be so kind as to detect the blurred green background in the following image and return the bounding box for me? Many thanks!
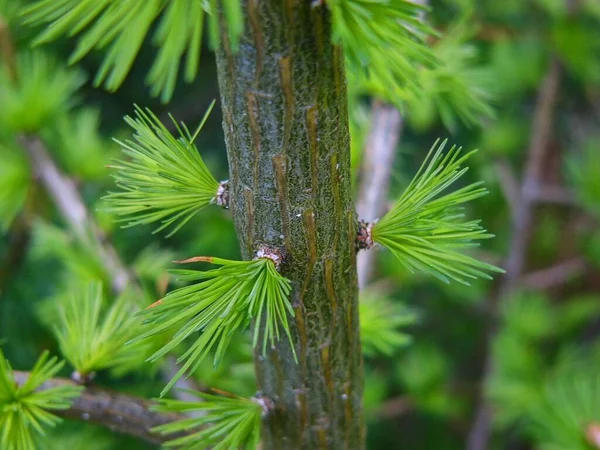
[1,0,600,449]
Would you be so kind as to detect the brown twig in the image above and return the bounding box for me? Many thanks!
[373,396,413,420]
[356,101,403,288]
[20,135,132,294]
[467,57,563,450]
[521,257,586,290]
[0,14,17,81]
[12,371,187,445]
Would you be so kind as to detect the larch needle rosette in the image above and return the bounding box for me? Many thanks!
[152,390,262,450]
[130,255,296,396]
[104,101,221,237]
[0,350,82,450]
[371,139,504,285]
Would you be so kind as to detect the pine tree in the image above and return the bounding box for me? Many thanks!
[0,1,519,449]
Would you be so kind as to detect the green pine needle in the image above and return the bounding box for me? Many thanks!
[404,21,495,130]
[529,369,600,450]
[103,101,219,237]
[360,292,415,357]
[20,0,243,102]
[0,144,30,232]
[372,139,504,285]
[152,391,261,450]
[0,51,86,132]
[131,256,295,397]
[330,0,438,98]
[53,282,145,376]
[0,350,82,450]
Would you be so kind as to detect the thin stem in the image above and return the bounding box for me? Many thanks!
[521,257,586,290]
[467,57,562,450]
[356,101,403,288]
[20,135,132,294]
[12,371,187,445]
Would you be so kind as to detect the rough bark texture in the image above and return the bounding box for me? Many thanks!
[215,2,364,448]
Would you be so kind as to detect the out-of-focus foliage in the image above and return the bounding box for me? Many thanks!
[52,283,145,376]
[21,0,243,102]
[0,144,29,231]
[1,0,599,449]
[330,0,437,98]
[0,52,85,132]
[360,290,415,356]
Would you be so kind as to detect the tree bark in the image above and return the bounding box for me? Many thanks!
[215,2,364,449]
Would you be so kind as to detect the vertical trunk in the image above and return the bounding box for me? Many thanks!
[215,2,364,449]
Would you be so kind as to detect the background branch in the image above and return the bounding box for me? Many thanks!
[20,135,131,294]
[355,102,403,288]
[12,371,187,445]
[467,57,563,450]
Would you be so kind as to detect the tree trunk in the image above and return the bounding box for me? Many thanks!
[215,2,364,448]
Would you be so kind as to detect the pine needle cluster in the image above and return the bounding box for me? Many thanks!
[132,256,295,396]
[152,390,262,450]
[360,291,415,356]
[21,0,243,101]
[371,139,504,285]
[53,283,145,377]
[329,0,437,97]
[0,351,82,450]
[104,102,220,237]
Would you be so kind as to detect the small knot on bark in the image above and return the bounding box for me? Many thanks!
[254,246,284,269]
[356,219,374,250]
[72,371,96,385]
[252,392,275,417]
[216,180,230,209]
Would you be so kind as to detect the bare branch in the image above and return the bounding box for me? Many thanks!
[356,101,403,287]
[20,135,131,294]
[12,371,188,445]
[521,257,586,290]
[493,158,522,222]
[467,57,563,450]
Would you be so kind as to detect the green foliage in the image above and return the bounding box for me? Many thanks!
[152,391,261,450]
[501,292,555,340]
[529,368,600,450]
[53,282,144,376]
[21,0,243,101]
[131,256,295,396]
[360,291,415,356]
[405,22,494,130]
[0,52,85,132]
[372,139,503,285]
[568,138,600,217]
[0,144,30,231]
[330,0,437,99]
[41,108,114,180]
[397,343,460,416]
[30,221,108,286]
[0,350,82,450]
[104,102,219,237]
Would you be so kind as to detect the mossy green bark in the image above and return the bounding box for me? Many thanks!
[215,1,364,448]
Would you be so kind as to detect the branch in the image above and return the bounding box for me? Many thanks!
[20,135,131,294]
[467,57,563,450]
[373,395,413,420]
[12,371,187,445]
[521,257,586,290]
[356,101,403,288]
